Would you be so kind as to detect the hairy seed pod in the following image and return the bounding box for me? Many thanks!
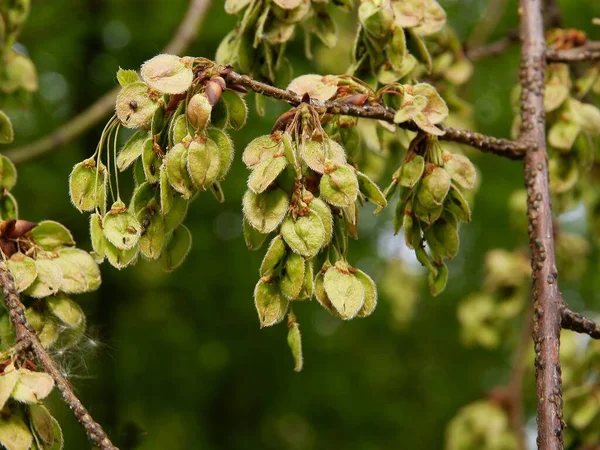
[187,93,212,132]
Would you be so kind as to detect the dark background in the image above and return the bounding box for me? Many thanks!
[4,0,600,448]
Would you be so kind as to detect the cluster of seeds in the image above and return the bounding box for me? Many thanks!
[386,133,475,295]
[69,55,245,271]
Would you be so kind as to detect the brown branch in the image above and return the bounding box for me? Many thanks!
[519,0,565,448]
[546,41,600,63]
[3,0,212,165]
[465,30,520,61]
[0,267,119,450]
[223,70,529,159]
[561,307,600,339]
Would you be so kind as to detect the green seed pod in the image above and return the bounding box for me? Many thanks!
[103,201,142,251]
[0,154,17,190]
[243,217,269,251]
[0,111,14,144]
[342,201,359,240]
[413,196,443,225]
[2,52,38,93]
[117,129,149,171]
[89,213,106,262]
[215,30,239,66]
[412,0,446,36]
[105,240,139,270]
[12,368,54,403]
[163,195,189,233]
[159,165,175,215]
[221,90,248,130]
[314,270,335,314]
[29,404,63,449]
[46,294,85,330]
[398,155,425,188]
[115,82,159,129]
[130,182,156,215]
[116,68,140,87]
[172,114,189,145]
[287,322,303,372]
[428,261,448,296]
[548,120,580,151]
[357,170,387,209]
[355,269,377,318]
[260,235,287,276]
[187,138,221,190]
[5,253,37,292]
[248,153,288,194]
[54,247,101,294]
[207,127,235,181]
[31,220,75,250]
[392,0,424,28]
[225,0,252,14]
[417,166,451,208]
[301,138,346,174]
[282,132,300,176]
[272,0,310,23]
[443,152,476,191]
[388,27,407,72]
[187,93,212,133]
[314,9,338,48]
[138,200,166,260]
[280,253,306,300]
[242,188,289,234]
[24,259,62,298]
[159,224,192,272]
[243,134,282,169]
[281,211,326,258]
[140,54,194,95]
[402,213,417,248]
[445,185,471,222]
[0,192,18,221]
[69,158,107,213]
[297,259,314,300]
[320,164,359,207]
[287,74,338,102]
[142,138,161,184]
[165,143,195,199]
[424,219,459,262]
[324,261,365,320]
[358,0,394,41]
[272,0,303,9]
[309,197,333,247]
[254,279,289,328]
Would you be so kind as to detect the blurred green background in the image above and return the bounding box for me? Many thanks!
[4,0,600,449]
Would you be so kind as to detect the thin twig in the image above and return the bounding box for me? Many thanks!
[518,0,565,448]
[223,70,530,159]
[546,41,600,63]
[465,30,520,61]
[3,0,212,165]
[561,307,600,339]
[0,267,119,450]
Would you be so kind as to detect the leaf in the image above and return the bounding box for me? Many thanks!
[324,262,365,320]
[254,279,288,328]
[0,414,33,450]
[69,159,107,213]
[301,138,346,174]
[242,188,289,234]
[117,130,150,171]
[11,369,54,403]
[0,111,14,144]
[281,212,325,258]
[103,202,142,250]
[24,259,63,298]
[221,90,248,130]
[260,235,287,276]
[46,294,85,329]
[5,253,37,292]
[54,248,101,294]
[319,164,359,207]
[140,54,194,94]
[0,155,16,190]
[287,322,303,372]
[30,221,75,250]
[115,82,159,129]
[159,225,192,271]
[280,253,305,300]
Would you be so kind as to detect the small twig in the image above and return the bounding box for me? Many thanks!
[561,307,600,339]
[466,30,520,61]
[546,41,600,63]
[4,0,212,165]
[0,267,119,450]
[519,0,565,447]
[223,70,530,159]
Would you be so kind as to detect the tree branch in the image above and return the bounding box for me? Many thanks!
[518,0,565,448]
[561,307,600,339]
[222,70,529,159]
[3,0,212,165]
[465,30,520,61]
[0,267,119,450]
[546,41,600,63]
